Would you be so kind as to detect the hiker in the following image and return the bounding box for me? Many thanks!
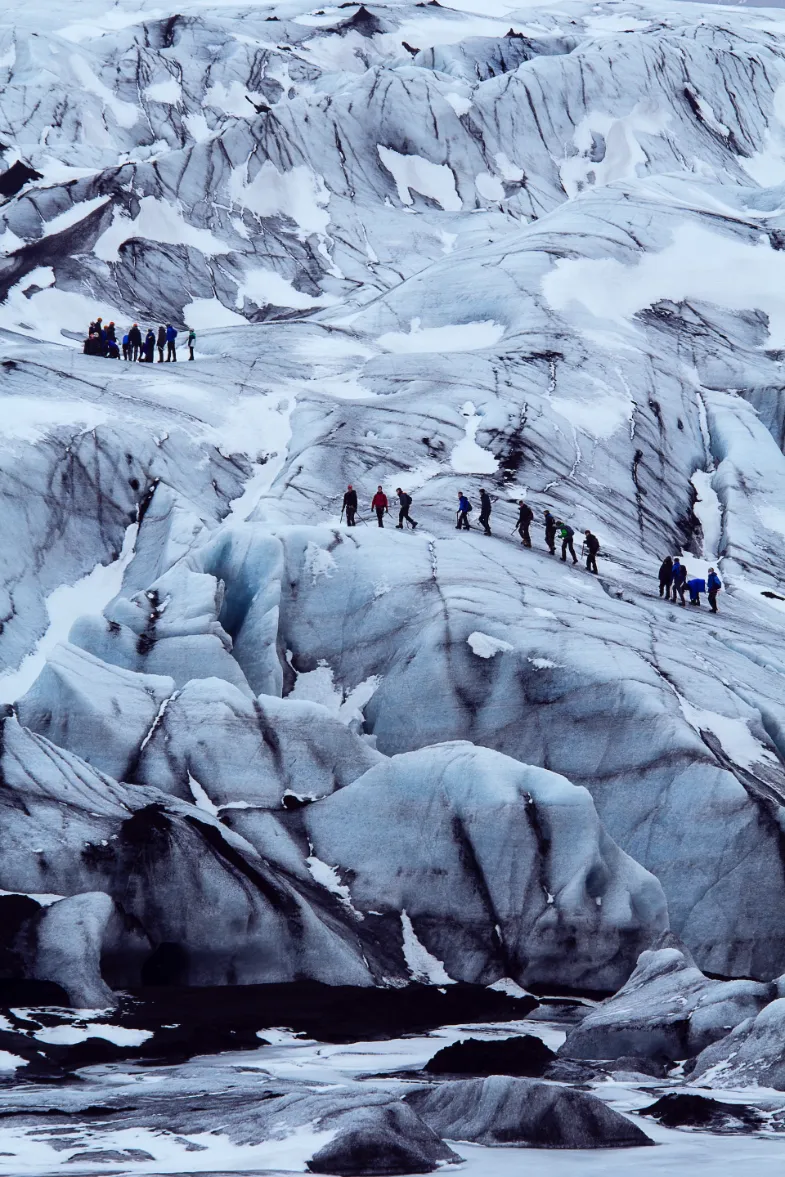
[128,323,142,362]
[106,338,120,359]
[396,488,417,530]
[122,331,130,361]
[478,488,492,536]
[82,332,101,356]
[516,500,533,547]
[658,556,673,597]
[688,575,706,607]
[584,529,600,574]
[371,486,388,527]
[558,521,577,564]
[456,491,472,531]
[342,485,358,526]
[106,321,116,343]
[187,327,195,360]
[165,323,177,361]
[707,567,722,614]
[157,325,166,363]
[143,328,156,362]
[543,509,557,554]
[671,559,687,605]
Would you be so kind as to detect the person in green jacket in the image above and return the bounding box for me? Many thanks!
[557,521,577,564]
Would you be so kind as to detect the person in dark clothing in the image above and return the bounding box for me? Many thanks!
[122,332,130,361]
[584,529,600,573]
[128,323,142,362]
[157,325,166,363]
[558,521,577,564]
[688,576,706,606]
[478,488,492,536]
[371,486,388,527]
[543,509,557,554]
[143,329,156,362]
[658,556,674,597]
[106,338,120,359]
[83,332,101,355]
[396,488,417,530]
[187,328,195,360]
[342,485,358,526]
[106,321,116,342]
[456,492,471,530]
[671,559,687,605]
[707,567,722,613]
[165,323,177,361]
[516,500,533,547]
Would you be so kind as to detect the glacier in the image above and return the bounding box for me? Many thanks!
[4,0,785,1168]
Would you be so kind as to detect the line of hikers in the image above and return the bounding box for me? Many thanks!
[659,556,722,612]
[83,318,195,362]
[341,485,601,574]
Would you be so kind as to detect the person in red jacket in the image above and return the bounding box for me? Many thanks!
[371,486,388,527]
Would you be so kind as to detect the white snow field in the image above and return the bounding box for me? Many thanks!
[4,0,785,1168]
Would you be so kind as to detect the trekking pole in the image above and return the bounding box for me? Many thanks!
[581,542,585,559]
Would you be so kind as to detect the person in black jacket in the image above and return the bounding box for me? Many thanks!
[143,329,155,362]
[395,488,417,530]
[516,501,533,547]
[558,521,577,564]
[478,488,492,536]
[157,325,166,363]
[658,556,673,597]
[584,529,600,574]
[128,323,142,362]
[543,509,557,554]
[342,485,358,526]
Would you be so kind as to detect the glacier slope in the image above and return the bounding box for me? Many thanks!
[2,0,785,1014]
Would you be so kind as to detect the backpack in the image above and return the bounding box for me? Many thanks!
[400,493,412,510]
[562,525,574,540]
[465,500,473,512]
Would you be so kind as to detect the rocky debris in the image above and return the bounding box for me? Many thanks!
[423,1035,556,1078]
[639,1093,765,1134]
[406,1075,653,1148]
[560,935,772,1064]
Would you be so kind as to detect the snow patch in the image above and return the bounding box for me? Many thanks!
[378,145,462,212]
[680,698,778,771]
[467,632,513,658]
[94,197,230,262]
[146,76,182,104]
[0,522,138,704]
[451,400,499,473]
[401,910,455,984]
[378,320,504,354]
[229,160,331,239]
[306,856,363,919]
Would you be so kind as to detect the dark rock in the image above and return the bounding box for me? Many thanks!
[406,1076,654,1148]
[639,1093,764,1133]
[609,1055,669,1078]
[0,161,42,198]
[424,1034,555,1077]
[307,1103,459,1175]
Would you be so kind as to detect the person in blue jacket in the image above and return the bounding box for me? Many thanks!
[671,559,687,605]
[687,575,706,606]
[707,567,722,613]
[165,323,177,362]
[456,491,471,530]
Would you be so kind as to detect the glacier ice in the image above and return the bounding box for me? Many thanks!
[1,0,785,1136]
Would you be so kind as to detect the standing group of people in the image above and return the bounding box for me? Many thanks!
[83,317,195,361]
[341,484,602,575]
[659,557,722,612]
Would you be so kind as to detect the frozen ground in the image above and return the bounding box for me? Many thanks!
[3,0,785,1168]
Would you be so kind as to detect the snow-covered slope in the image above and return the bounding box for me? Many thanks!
[3,0,785,1013]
